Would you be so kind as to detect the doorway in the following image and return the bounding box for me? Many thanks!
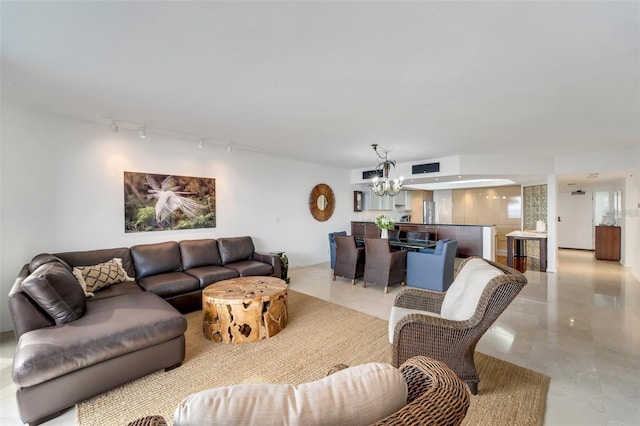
[557,191,594,250]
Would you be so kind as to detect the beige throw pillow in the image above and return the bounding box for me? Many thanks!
[72,258,134,296]
[174,362,407,426]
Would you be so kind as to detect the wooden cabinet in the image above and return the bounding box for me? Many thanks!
[455,226,483,257]
[417,225,437,241]
[354,222,485,258]
[351,222,379,238]
[435,225,483,257]
[595,226,621,261]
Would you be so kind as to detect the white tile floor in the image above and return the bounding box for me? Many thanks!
[1,249,639,425]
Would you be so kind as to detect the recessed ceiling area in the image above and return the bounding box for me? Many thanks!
[1,1,638,178]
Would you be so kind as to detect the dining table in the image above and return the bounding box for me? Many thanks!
[355,236,437,252]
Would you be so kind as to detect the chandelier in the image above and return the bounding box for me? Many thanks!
[371,144,403,196]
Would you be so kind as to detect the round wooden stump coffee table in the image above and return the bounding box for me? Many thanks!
[202,276,288,344]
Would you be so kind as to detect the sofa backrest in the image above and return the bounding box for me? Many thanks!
[55,247,135,279]
[131,241,183,278]
[217,237,255,265]
[179,239,222,270]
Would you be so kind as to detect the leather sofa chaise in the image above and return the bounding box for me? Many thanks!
[7,236,281,425]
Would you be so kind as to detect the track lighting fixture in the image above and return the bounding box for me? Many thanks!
[103,117,260,153]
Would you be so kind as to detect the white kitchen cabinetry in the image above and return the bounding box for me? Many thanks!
[366,189,393,210]
[394,190,413,210]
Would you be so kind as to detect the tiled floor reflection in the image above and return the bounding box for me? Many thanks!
[1,249,638,425]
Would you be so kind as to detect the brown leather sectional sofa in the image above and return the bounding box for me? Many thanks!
[7,236,281,425]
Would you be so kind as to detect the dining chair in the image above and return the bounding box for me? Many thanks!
[406,240,457,292]
[363,238,406,293]
[333,235,365,285]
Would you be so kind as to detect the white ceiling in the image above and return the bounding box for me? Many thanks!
[2,1,639,188]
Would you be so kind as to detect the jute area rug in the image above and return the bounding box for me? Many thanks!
[77,290,548,425]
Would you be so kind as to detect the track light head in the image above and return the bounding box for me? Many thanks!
[110,120,119,133]
[227,144,233,153]
[198,137,205,149]
[138,126,147,139]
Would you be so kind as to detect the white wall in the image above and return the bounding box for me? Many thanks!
[0,108,353,331]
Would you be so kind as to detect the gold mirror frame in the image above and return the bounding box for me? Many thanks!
[309,183,335,222]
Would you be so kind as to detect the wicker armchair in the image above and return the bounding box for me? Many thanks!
[333,356,469,425]
[129,356,469,426]
[391,257,527,394]
[363,238,406,293]
[333,235,365,285]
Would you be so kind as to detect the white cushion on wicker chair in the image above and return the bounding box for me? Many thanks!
[440,258,503,321]
[388,306,441,344]
[173,362,407,426]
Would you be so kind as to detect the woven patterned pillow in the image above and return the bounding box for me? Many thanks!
[72,258,134,296]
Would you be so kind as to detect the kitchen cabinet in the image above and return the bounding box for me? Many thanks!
[455,226,482,257]
[353,222,487,259]
[595,226,620,261]
[351,221,379,238]
[366,189,393,211]
[393,190,413,210]
[417,225,437,240]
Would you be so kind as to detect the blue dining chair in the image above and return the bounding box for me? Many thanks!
[328,231,347,270]
[405,240,458,292]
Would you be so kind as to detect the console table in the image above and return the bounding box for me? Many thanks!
[506,231,548,272]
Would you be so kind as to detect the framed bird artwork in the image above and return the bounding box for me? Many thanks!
[124,171,216,232]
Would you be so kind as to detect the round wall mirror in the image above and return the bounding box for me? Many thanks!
[309,184,335,222]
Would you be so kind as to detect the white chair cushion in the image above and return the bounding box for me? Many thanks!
[173,362,407,426]
[440,258,503,321]
[388,306,441,344]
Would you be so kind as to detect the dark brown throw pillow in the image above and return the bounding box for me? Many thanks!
[21,262,86,325]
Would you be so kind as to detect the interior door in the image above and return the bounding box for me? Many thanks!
[557,192,594,250]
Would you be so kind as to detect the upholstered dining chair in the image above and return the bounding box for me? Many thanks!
[363,238,407,293]
[328,231,347,270]
[406,239,458,292]
[333,235,365,285]
[389,257,527,394]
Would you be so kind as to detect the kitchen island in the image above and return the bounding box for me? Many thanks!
[351,221,496,261]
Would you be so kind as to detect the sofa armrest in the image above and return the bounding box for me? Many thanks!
[393,288,444,313]
[8,264,55,339]
[253,252,282,279]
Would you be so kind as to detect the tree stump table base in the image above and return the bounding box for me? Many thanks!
[202,276,288,344]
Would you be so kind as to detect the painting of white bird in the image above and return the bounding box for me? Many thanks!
[124,171,216,232]
[146,175,203,222]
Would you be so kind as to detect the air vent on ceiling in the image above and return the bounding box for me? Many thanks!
[412,162,440,174]
[362,169,383,180]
